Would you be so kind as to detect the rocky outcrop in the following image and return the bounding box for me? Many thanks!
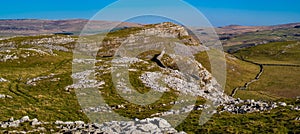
[292,105,300,111]
[65,70,105,91]
[152,105,196,117]
[58,117,186,134]
[140,67,232,105]
[0,36,75,50]
[0,78,9,82]
[0,35,76,62]
[26,73,55,86]
[0,94,12,99]
[21,36,75,52]
[0,116,44,129]
[1,116,186,134]
[97,22,201,57]
[221,99,276,114]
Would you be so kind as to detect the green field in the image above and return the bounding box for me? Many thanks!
[232,41,300,100]
[0,36,88,123]
[234,41,300,65]
[195,52,260,97]
[223,28,300,47]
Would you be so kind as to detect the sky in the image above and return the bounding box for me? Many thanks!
[1,0,300,26]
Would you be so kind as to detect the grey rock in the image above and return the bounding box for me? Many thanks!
[138,123,158,132]
[55,120,64,125]
[20,116,30,123]
[293,105,300,111]
[31,118,41,126]
[0,78,8,82]
[75,121,85,125]
[0,94,13,99]
[279,102,287,107]
[157,118,171,128]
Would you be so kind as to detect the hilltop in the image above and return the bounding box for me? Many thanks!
[0,22,299,133]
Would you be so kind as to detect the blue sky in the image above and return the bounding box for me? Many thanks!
[1,0,300,26]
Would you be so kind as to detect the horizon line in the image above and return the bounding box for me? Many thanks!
[0,18,300,27]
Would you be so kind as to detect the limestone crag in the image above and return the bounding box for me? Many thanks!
[26,73,56,86]
[221,99,277,114]
[58,117,186,134]
[0,36,75,62]
[1,116,186,134]
[73,58,99,64]
[140,67,232,105]
[0,116,58,130]
[97,22,202,57]
[65,70,105,91]
[151,105,195,117]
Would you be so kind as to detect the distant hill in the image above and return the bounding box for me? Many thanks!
[214,23,300,52]
[0,19,142,36]
[2,19,300,37]
[2,19,300,51]
[216,22,300,35]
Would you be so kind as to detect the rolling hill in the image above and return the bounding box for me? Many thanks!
[0,22,299,133]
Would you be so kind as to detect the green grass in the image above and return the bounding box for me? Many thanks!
[232,41,300,99]
[100,27,143,43]
[95,56,202,120]
[248,66,300,98]
[176,105,300,133]
[223,27,300,47]
[0,54,88,122]
[0,35,88,124]
[1,28,300,133]
[234,41,300,65]
[194,52,260,97]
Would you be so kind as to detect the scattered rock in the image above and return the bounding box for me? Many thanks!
[293,105,300,111]
[55,117,185,134]
[0,94,13,99]
[279,102,287,107]
[65,70,105,91]
[26,74,55,86]
[20,116,30,123]
[31,118,42,126]
[220,99,282,114]
[0,78,8,82]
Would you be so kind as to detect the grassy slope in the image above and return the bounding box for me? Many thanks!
[176,105,300,133]
[234,41,300,65]
[0,36,88,123]
[194,52,261,98]
[248,66,300,98]
[184,48,300,133]
[0,29,299,133]
[233,41,300,99]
